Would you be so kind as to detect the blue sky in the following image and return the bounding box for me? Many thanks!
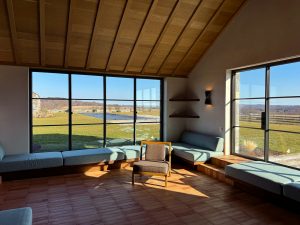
[32,72,160,103]
[238,61,300,105]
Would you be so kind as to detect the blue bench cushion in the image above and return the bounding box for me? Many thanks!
[0,207,32,225]
[118,145,143,160]
[0,152,63,173]
[105,147,126,161]
[225,161,300,194]
[180,131,224,152]
[62,148,125,166]
[172,143,223,163]
[283,182,300,202]
[0,143,5,160]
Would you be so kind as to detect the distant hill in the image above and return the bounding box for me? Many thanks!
[240,104,300,115]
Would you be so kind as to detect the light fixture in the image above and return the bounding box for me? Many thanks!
[205,90,212,105]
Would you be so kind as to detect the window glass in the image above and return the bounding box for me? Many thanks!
[32,72,68,98]
[72,75,103,99]
[235,68,265,99]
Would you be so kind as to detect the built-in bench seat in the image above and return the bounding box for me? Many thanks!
[62,148,125,166]
[225,161,300,195]
[0,152,63,173]
[0,207,32,225]
[283,182,300,202]
[0,144,143,178]
[172,131,224,165]
[118,145,143,160]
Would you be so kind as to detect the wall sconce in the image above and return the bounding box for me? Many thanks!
[205,90,212,105]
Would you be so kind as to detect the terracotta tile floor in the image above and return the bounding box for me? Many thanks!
[0,166,299,225]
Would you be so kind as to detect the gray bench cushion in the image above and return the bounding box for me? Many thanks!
[172,143,223,163]
[225,161,300,194]
[283,182,300,202]
[133,161,169,174]
[62,148,125,166]
[0,207,32,225]
[181,131,224,152]
[0,152,63,173]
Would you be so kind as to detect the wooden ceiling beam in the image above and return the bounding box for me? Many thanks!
[6,0,20,64]
[123,0,157,73]
[140,0,180,74]
[85,0,103,69]
[39,0,46,66]
[64,0,74,68]
[172,0,226,75]
[157,0,203,75]
[105,0,130,71]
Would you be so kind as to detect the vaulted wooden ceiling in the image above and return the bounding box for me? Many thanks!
[0,0,246,77]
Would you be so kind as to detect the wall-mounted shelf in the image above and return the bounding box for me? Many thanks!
[169,98,200,102]
[169,114,200,118]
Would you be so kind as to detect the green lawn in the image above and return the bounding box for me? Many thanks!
[237,121,300,157]
[32,113,160,152]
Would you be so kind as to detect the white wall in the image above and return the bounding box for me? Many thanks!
[164,77,188,141]
[186,0,300,154]
[0,65,29,155]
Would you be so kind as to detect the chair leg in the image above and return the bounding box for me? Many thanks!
[132,173,135,185]
[0,176,2,184]
[165,175,168,187]
[168,170,171,177]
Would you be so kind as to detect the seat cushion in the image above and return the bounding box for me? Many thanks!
[225,161,300,194]
[145,144,166,161]
[283,182,300,202]
[180,131,224,152]
[0,207,32,225]
[0,143,5,160]
[0,152,63,173]
[62,148,124,166]
[172,143,223,163]
[105,147,126,161]
[133,161,169,174]
[118,145,143,160]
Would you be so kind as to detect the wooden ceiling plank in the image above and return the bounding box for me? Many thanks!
[64,0,74,68]
[140,0,180,74]
[123,0,157,73]
[39,0,46,66]
[157,0,203,75]
[86,0,103,69]
[183,0,247,75]
[172,0,226,75]
[5,0,20,64]
[105,0,130,71]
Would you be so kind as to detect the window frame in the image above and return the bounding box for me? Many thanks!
[230,57,300,170]
[29,69,164,152]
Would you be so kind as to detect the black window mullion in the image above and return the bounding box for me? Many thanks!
[160,78,164,141]
[29,71,33,152]
[103,76,107,147]
[231,71,236,154]
[264,66,270,162]
[68,73,72,151]
[133,78,137,144]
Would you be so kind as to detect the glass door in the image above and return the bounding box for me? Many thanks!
[232,68,266,159]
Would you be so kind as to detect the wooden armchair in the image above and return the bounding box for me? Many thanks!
[132,141,172,187]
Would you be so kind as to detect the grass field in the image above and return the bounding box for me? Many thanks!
[33,113,160,152]
[236,121,300,158]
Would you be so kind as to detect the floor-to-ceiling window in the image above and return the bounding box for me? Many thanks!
[32,73,69,152]
[30,71,163,152]
[106,77,134,146]
[71,74,104,149]
[232,59,300,169]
